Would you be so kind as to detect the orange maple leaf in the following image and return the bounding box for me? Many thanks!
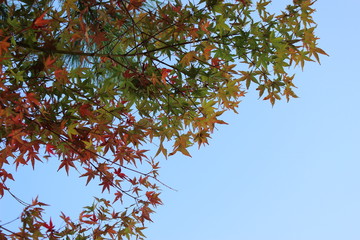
[203,45,216,60]
[180,51,197,66]
[161,68,171,84]
[33,11,52,28]
[128,0,145,10]
[26,92,41,106]
[44,56,56,70]
[200,21,210,33]
[54,69,69,84]
[211,58,222,68]
[0,37,10,56]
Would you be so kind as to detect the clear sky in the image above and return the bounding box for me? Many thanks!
[1,1,360,240]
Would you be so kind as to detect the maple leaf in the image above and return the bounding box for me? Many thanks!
[60,212,72,225]
[263,92,281,106]
[0,37,10,56]
[105,226,117,237]
[42,218,55,232]
[114,168,127,179]
[140,206,153,222]
[45,144,55,154]
[211,57,222,68]
[128,0,145,10]
[78,104,93,118]
[67,123,79,139]
[161,68,171,84]
[200,21,210,33]
[113,191,123,203]
[79,211,97,225]
[139,176,149,187]
[31,196,49,206]
[80,167,97,185]
[180,51,197,66]
[90,32,109,46]
[169,135,192,157]
[146,191,163,206]
[44,56,56,70]
[237,0,250,5]
[58,158,77,175]
[194,130,211,148]
[283,86,298,102]
[123,69,136,79]
[132,186,141,196]
[97,163,110,173]
[70,33,83,42]
[89,214,98,223]
[172,5,181,12]
[26,92,41,106]
[14,153,27,169]
[203,45,216,60]
[33,11,52,28]
[99,177,113,193]
[54,69,69,84]
[0,182,7,197]
[0,169,14,182]
[27,150,41,169]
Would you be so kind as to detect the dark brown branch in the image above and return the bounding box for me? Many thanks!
[15,32,235,58]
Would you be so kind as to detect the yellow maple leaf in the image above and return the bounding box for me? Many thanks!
[179,51,197,66]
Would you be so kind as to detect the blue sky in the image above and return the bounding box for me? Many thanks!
[145,1,360,239]
[2,1,360,240]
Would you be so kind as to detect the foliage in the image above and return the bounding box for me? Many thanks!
[0,0,326,238]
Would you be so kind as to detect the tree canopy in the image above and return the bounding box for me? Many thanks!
[0,0,326,239]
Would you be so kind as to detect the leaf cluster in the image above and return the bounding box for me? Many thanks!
[0,0,326,238]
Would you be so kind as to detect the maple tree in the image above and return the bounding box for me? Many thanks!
[0,0,327,239]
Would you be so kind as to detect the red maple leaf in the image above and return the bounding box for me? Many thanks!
[78,104,93,117]
[58,158,76,175]
[45,144,55,154]
[80,167,97,185]
[114,168,127,179]
[211,58,222,68]
[42,218,55,232]
[99,177,113,193]
[146,191,163,206]
[79,211,97,225]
